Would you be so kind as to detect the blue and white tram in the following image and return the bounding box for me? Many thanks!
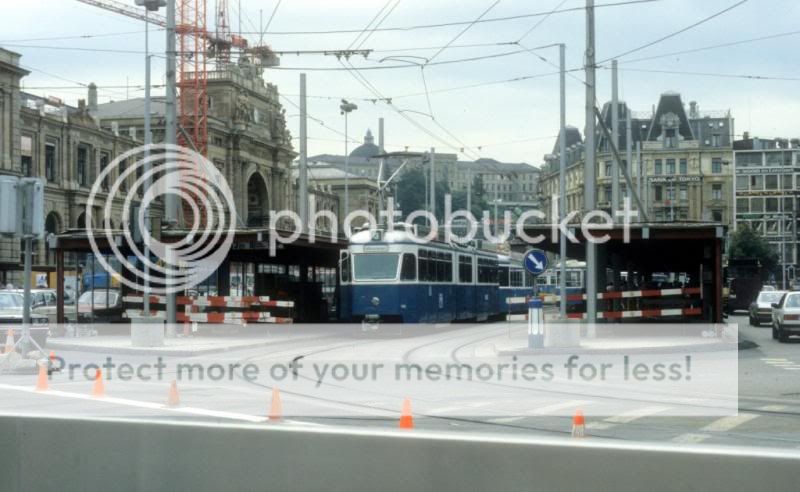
[339,228,522,324]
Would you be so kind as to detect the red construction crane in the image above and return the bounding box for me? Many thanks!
[76,0,276,158]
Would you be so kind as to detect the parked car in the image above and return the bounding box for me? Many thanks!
[749,290,787,326]
[77,289,125,323]
[771,291,800,343]
[0,291,50,349]
[7,288,73,326]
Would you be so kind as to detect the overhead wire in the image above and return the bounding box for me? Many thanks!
[599,0,749,63]
[236,0,660,36]
[426,0,501,64]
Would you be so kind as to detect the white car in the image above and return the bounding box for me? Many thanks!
[771,291,800,343]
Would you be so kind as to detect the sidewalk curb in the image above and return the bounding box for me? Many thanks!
[498,341,739,357]
[46,338,283,357]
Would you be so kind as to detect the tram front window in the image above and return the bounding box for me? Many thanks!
[353,253,400,280]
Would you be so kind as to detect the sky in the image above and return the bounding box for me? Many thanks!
[2,0,799,166]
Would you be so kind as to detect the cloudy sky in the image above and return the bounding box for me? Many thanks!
[2,0,798,165]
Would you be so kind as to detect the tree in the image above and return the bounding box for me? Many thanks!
[395,166,426,220]
[728,225,779,275]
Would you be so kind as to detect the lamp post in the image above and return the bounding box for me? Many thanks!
[340,99,358,219]
[134,0,165,316]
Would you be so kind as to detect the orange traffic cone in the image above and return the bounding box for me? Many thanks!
[91,369,105,398]
[3,329,14,354]
[35,363,49,392]
[571,409,585,438]
[166,380,180,407]
[269,388,283,421]
[399,398,414,429]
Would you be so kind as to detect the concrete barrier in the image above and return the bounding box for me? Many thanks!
[0,415,798,492]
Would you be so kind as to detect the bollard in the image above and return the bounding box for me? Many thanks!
[528,298,544,349]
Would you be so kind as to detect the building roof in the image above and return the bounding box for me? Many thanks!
[93,97,166,119]
[349,129,381,158]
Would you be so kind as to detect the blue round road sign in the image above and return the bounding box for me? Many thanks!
[523,249,548,276]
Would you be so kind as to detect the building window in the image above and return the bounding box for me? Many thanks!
[654,159,663,175]
[782,175,794,190]
[654,185,663,201]
[679,158,687,175]
[764,174,779,190]
[605,161,612,177]
[100,151,110,190]
[77,145,89,187]
[679,185,688,202]
[749,175,763,190]
[666,186,676,201]
[666,159,676,175]
[751,197,764,213]
[21,136,33,176]
[665,129,677,148]
[712,210,723,222]
[712,158,723,174]
[45,141,57,182]
[712,134,721,147]
[712,184,722,200]
[736,198,749,213]
[766,197,779,212]
[736,175,748,191]
[118,158,127,192]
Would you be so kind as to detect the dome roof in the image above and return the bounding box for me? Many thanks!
[349,129,380,158]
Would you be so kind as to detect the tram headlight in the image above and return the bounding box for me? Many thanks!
[371,296,380,306]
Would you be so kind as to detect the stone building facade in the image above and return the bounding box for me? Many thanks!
[539,92,735,226]
[93,58,296,229]
[0,48,295,284]
[1,47,141,282]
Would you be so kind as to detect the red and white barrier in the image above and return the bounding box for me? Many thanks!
[123,293,294,326]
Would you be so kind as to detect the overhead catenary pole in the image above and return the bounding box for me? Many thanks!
[165,0,178,332]
[298,73,308,233]
[611,59,620,215]
[143,6,152,315]
[430,147,436,223]
[626,104,633,216]
[584,0,597,334]
[378,117,384,219]
[558,43,567,320]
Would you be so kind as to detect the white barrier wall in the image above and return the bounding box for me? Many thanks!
[1,416,798,492]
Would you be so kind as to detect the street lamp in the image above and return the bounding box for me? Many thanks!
[135,0,165,316]
[340,99,358,219]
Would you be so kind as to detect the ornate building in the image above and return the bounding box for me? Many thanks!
[0,47,294,284]
[539,92,735,225]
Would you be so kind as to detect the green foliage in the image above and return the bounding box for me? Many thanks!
[728,225,779,274]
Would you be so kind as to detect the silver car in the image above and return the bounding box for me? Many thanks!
[749,290,787,326]
[772,291,800,343]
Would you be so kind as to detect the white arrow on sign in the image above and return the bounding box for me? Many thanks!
[529,253,544,271]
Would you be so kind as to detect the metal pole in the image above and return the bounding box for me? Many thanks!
[344,113,349,219]
[466,165,472,213]
[584,0,598,333]
[611,59,620,215]
[626,104,633,215]
[559,43,567,320]
[298,73,308,233]
[378,117,384,219]
[22,235,32,354]
[143,8,151,315]
[430,147,436,222]
[638,141,645,216]
[165,0,178,331]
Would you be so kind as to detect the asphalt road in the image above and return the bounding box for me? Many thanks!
[1,314,799,450]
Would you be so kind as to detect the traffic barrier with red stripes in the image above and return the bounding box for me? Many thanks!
[123,293,294,327]
[506,286,704,322]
